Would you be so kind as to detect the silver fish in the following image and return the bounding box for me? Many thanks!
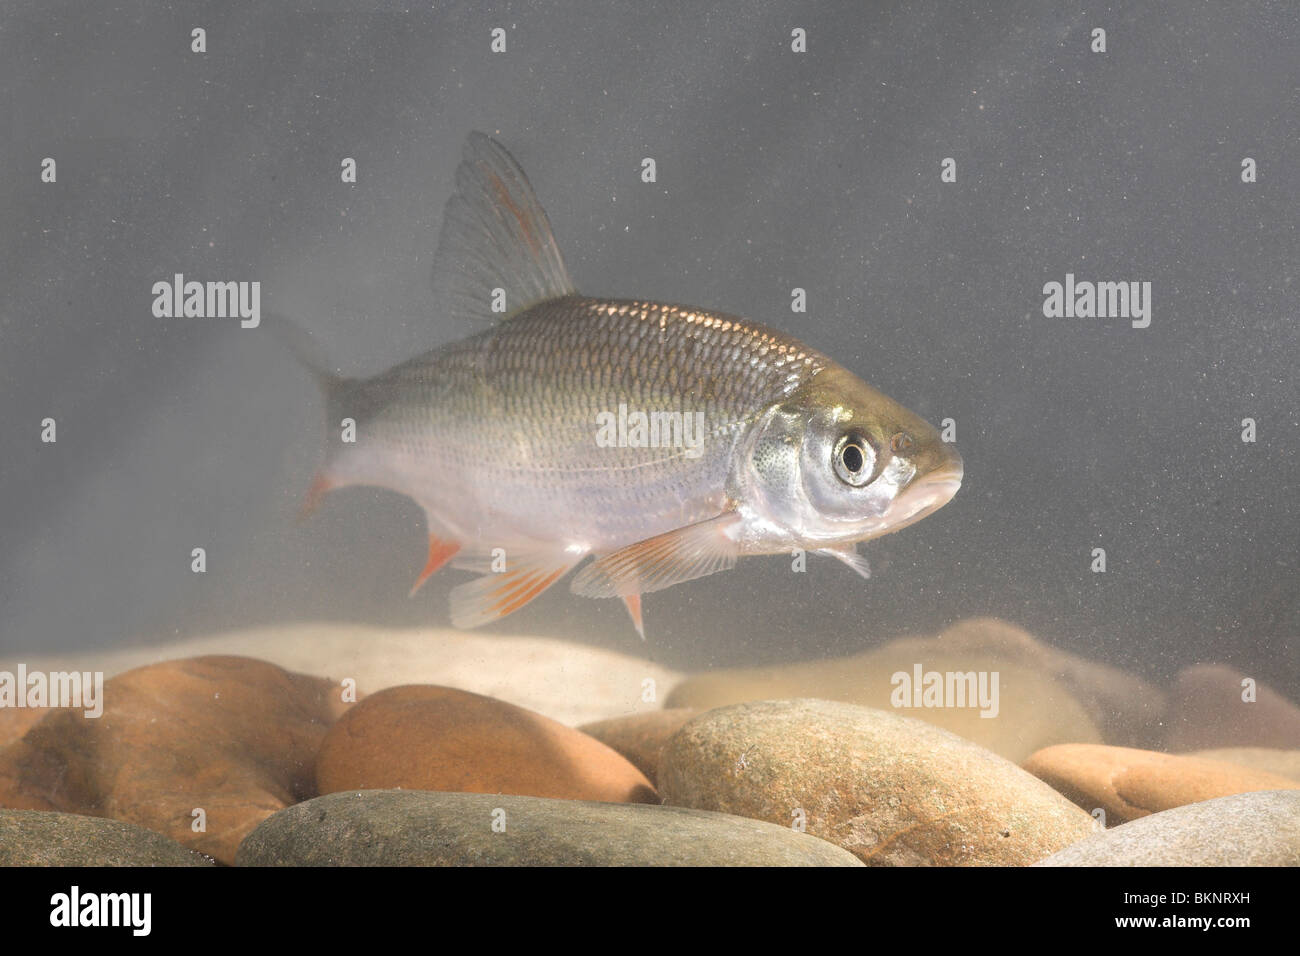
[292,133,963,637]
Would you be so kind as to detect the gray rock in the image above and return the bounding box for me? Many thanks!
[235,789,863,866]
[658,698,1096,866]
[1035,790,1300,866]
[0,809,213,866]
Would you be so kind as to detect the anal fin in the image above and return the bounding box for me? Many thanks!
[449,553,579,629]
[410,534,463,597]
[298,471,335,523]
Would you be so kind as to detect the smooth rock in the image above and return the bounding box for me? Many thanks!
[1035,790,1300,866]
[1166,664,1300,751]
[1185,748,1300,782]
[658,698,1095,866]
[578,709,698,785]
[0,708,49,749]
[665,618,1119,762]
[0,809,213,866]
[0,656,350,864]
[236,789,863,866]
[315,685,658,804]
[0,622,684,728]
[1022,743,1300,824]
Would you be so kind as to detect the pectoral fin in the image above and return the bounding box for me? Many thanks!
[816,544,871,579]
[570,513,742,599]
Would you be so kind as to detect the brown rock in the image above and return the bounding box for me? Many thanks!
[659,699,1096,866]
[1185,748,1300,782]
[1022,743,1300,824]
[0,708,49,749]
[0,656,351,863]
[1166,664,1300,751]
[316,685,658,804]
[578,709,698,785]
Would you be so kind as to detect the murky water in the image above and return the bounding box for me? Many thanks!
[0,2,1296,869]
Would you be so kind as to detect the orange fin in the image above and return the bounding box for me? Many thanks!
[621,593,645,641]
[409,535,462,597]
[570,513,741,599]
[449,554,579,629]
[298,472,335,523]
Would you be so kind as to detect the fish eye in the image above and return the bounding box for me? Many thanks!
[890,431,915,453]
[833,432,876,487]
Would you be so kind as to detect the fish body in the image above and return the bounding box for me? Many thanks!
[298,133,963,634]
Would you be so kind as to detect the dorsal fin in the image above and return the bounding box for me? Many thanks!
[431,132,576,323]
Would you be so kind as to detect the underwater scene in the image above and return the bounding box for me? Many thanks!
[1,0,1297,892]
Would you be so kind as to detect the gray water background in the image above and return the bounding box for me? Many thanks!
[1,2,1296,694]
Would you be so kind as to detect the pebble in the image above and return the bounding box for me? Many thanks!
[578,709,698,785]
[665,618,1119,762]
[235,789,864,866]
[658,698,1096,865]
[315,685,658,803]
[1185,747,1300,782]
[1165,664,1300,751]
[1022,743,1300,824]
[0,655,350,864]
[0,808,212,866]
[1035,790,1300,866]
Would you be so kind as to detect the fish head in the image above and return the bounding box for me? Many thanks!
[738,365,963,548]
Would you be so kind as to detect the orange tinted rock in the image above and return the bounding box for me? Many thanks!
[1166,664,1300,751]
[1022,743,1300,824]
[0,708,49,749]
[316,685,658,804]
[579,709,698,785]
[0,656,351,863]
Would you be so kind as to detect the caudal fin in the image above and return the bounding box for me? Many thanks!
[260,311,352,520]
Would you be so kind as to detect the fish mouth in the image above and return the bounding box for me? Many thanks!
[882,463,963,533]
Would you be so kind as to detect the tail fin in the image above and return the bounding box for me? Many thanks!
[260,311,348,394]
[260,311,349,521]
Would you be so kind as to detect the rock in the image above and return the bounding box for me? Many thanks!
[1035,790,1300,866]
[1186,748,1300,782]
[315,685,658,804]
[665,618,1122,762]
[0,809,213,866]
[658,698,1095,866]
[0,656,350,864]
[0,708,49,749]
[1022,744,1300,824]
[236,789,863,866]
[1166,664,1300,751]
[578,709,698,785]
[897,619,1168,747]
[0,623,684,728]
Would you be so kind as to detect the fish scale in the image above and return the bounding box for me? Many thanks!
[335,296,828,551]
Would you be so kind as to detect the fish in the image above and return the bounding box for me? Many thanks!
[288,132,963,638]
